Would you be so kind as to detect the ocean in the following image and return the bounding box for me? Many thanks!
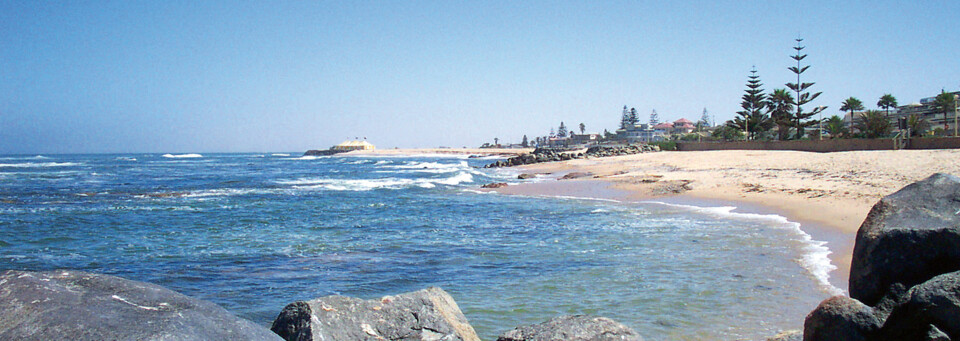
[0,153,836,340]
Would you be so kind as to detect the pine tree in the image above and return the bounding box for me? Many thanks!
[558,122,568,138]
[699,108,711,127]
[549,127,555,137]
[628,108,639,127]
[786,38,826,139]
[649,110,660,127]
[728,67,770,140]
[521,135,529,147]
[579,123,585,134]
[620,106,630,130]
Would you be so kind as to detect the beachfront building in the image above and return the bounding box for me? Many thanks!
[570,133,600,145]
[885,91,960,134]
[332,140,376,151]
[672,118,697,134]
[618,124,666,143]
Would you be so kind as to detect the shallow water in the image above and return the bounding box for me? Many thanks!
[0,153,834,340]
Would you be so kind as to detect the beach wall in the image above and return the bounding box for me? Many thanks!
[676,137,960,152]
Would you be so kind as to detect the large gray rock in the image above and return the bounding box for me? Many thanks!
[849,173,960,307]
[803,296,881,341]
[496,315,642,341]
[0,269,281,341]
[879,270,960,340]
[271,287,479,341]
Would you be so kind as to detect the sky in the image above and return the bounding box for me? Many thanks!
[2,1,959,154]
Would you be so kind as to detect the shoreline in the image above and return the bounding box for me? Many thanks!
[485,149,960,294]
[491,178,856,294]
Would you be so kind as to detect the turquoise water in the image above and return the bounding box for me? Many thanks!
[0,153,834,340]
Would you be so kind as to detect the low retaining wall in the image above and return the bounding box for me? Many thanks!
[676,137,960,152]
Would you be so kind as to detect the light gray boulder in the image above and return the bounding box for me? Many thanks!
[0,269,281,341]
[497,315,642,341]
[271,287,479,341]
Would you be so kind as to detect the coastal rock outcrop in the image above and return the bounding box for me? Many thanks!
[482,182,509,189]
[270,287,479,341]
[484,145,658,168]
[802,173,960,341]
[496,315,642,341]
[849,173,960,307]
[0,270,281,341]
[303,149,345,156]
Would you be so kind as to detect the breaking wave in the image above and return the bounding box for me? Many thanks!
[162,153,203,159]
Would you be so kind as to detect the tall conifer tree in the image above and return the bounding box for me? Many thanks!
[786,38,826,139]
[728,68,770,140]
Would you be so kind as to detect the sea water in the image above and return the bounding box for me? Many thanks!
[0,153,836,340]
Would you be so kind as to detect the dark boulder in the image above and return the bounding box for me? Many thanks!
[482,182,509,189]
[559,172,592,180]
[0,270,281,341]
[803,295,881,341]
[518,173,536,180]
[271,287,479,341]
[849,173,960,307]
[497,315,641,341]
[879,270,960,340]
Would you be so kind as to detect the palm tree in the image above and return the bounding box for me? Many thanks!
[579,123,585,134]
[856,110,892,138]
[768,89,795,140]
[822,115,847,139]
[840,97,865,118]
[933,91,957,135]
[877,94,898,116]
[906,114,930,137]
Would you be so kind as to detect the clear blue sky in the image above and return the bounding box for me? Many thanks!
[2,1,958,153]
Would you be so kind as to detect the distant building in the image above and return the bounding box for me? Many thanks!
[332,140,376,151]
[570,133,600,145]
[672,118,696,134]
[888,91,960,133]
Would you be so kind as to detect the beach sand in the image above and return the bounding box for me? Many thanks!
[486,149,960,292]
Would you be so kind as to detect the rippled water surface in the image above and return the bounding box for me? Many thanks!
[0,153,834,340]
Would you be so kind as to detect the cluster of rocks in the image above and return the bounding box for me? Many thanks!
[0,270,640,341]
[303,149,346,156]
[484,145,658,168]
[801,173,960,340]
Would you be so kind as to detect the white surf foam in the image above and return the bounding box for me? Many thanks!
[271,153,290,157]
[0,162,82,168]
[115,157,137,162]
[279,171,475,192]
[162,153,203,159]
[641,201,844,295]
[286,155,326,160]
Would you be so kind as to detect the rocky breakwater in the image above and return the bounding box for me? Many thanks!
[0,270,281,340]
[484,145,658,168]
[802,173,960,340]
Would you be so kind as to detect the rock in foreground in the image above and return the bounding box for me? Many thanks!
[849,173,960,307]
[0,270,281,341]
[271,287,479,341]
[497,315,642,341]
[803,296,880,341]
